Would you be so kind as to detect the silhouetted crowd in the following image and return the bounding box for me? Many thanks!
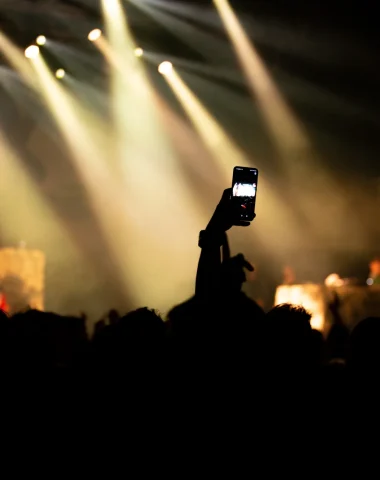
[1,301,377,384]
[0,190,378,442]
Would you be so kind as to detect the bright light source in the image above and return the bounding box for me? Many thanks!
[275,285,325,332]
[134,47,144,58]
[24,45,40,59]
[88,29,102,42]
[158,61,173,76]
[55,68,65,79]
[36,35,46,46]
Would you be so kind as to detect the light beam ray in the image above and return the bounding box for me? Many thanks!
[0,30,37,87]
[213,0,309,155]
[25,52,140,298]
[213,0,367,244]
[161,66,302,247]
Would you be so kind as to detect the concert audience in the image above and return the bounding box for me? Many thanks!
[0,190,378,410]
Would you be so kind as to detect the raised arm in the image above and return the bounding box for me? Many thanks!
[195,189,251,300]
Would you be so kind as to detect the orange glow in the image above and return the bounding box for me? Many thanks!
[275,284,326,331]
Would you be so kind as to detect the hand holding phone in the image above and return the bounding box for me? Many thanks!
[232,166,258,223]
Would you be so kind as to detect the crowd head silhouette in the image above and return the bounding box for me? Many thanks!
[0,190,378,412]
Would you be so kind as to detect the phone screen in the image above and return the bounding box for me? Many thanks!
[232,166,258,221]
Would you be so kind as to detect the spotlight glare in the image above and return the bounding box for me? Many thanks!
[88,29,102,42]
[158,61,173,76]
[24,45,40,59]
[55,68,66,79]
[134,47,144,58]
[36,35,46,46]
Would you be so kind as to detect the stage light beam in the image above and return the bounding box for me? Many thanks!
[96,0,207,308]
[88,29,102,42]
[24,45,40,59]
[26,52,137,297]
[162,66,246,171]
[36,35,46,46]
[55,68,65,79]
[134,47,144,57]
[0,31,37,86]
[213,0,309,154]
[160,67,301,253]
[213,0,355,242]
[158,61,173,76]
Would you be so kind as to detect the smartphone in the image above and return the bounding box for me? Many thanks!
[232,166,258,222]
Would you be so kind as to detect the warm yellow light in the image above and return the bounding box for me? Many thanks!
[36,35,46,46]
[88,29,102,42]
[213,0,308,154]
[158,61,173,76]
[275,285,325,332]
[55,68,65,79]
[134,47,144,57]
[24,45,40,59]
[163,68,247,165]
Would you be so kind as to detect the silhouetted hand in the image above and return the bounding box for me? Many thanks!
[222,253,254,290]
[206,188,254,233]
[234,253,255,273]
